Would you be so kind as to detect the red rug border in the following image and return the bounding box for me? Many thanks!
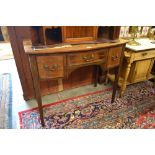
[18,87,112,129]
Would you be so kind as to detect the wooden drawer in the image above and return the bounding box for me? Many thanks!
[37,55,65,79]
[67,49,107,66]
[107,46,122,68]
[134,49,155,61]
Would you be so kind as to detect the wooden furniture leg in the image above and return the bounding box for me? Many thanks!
[120,62,132,97]
[29,56,45,127]
[146,59,155,87]
[94,65,99,87]
[104,70,109,85]
[111,66,119,103]
[150,59,155,88]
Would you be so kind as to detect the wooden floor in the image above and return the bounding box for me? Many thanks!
[0,41,13,60]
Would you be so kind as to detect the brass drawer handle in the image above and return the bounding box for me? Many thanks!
[44,64,59,71]
[112,55,119,61]
[82,54,94,62]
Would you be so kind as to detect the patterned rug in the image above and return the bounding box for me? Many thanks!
[0,73,12,129]
[19,81,155,129]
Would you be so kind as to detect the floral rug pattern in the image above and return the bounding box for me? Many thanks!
[19,81,155,129]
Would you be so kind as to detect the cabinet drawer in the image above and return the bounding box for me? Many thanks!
[36,55,65,79]
[67,49,107,66]
[134,50,155,61]
[107,46,122,68]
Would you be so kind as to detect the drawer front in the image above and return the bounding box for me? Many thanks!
[37,55,65,79]
[134,50,155,61]
[67,49,107,66]
[107,46,122,68]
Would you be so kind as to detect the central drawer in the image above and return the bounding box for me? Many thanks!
[67,49,107,66]
[36,55,65,79]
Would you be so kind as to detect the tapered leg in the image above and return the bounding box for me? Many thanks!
[104,70,109,85]
[35,89,45,127]
[29,56,45,127]
[94,65,99,87]
[111,67,119,103]
[120,63,131,97]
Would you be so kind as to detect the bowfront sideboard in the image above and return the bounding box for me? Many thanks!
[24,39,127,126]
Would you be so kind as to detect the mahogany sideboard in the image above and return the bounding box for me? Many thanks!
[24,39,127,126]
[8,26,122,101]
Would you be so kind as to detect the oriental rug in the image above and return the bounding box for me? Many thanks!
[19,81,155,129]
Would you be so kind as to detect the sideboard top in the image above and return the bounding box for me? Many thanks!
[24,39,128,55]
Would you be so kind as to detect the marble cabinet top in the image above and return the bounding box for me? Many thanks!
[126,38,155,51]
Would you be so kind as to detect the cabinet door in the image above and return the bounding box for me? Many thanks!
[128,59,153,83]
[62,26,98,43]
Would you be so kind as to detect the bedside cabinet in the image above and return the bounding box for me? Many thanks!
[108,38,155,97]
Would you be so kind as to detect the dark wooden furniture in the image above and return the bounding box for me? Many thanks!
[24,36,127,126]
[8,26,122,101]
[62,26,98,43]
[30,26,121,46]
[8,27,35,100]
[0,27,4,41]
